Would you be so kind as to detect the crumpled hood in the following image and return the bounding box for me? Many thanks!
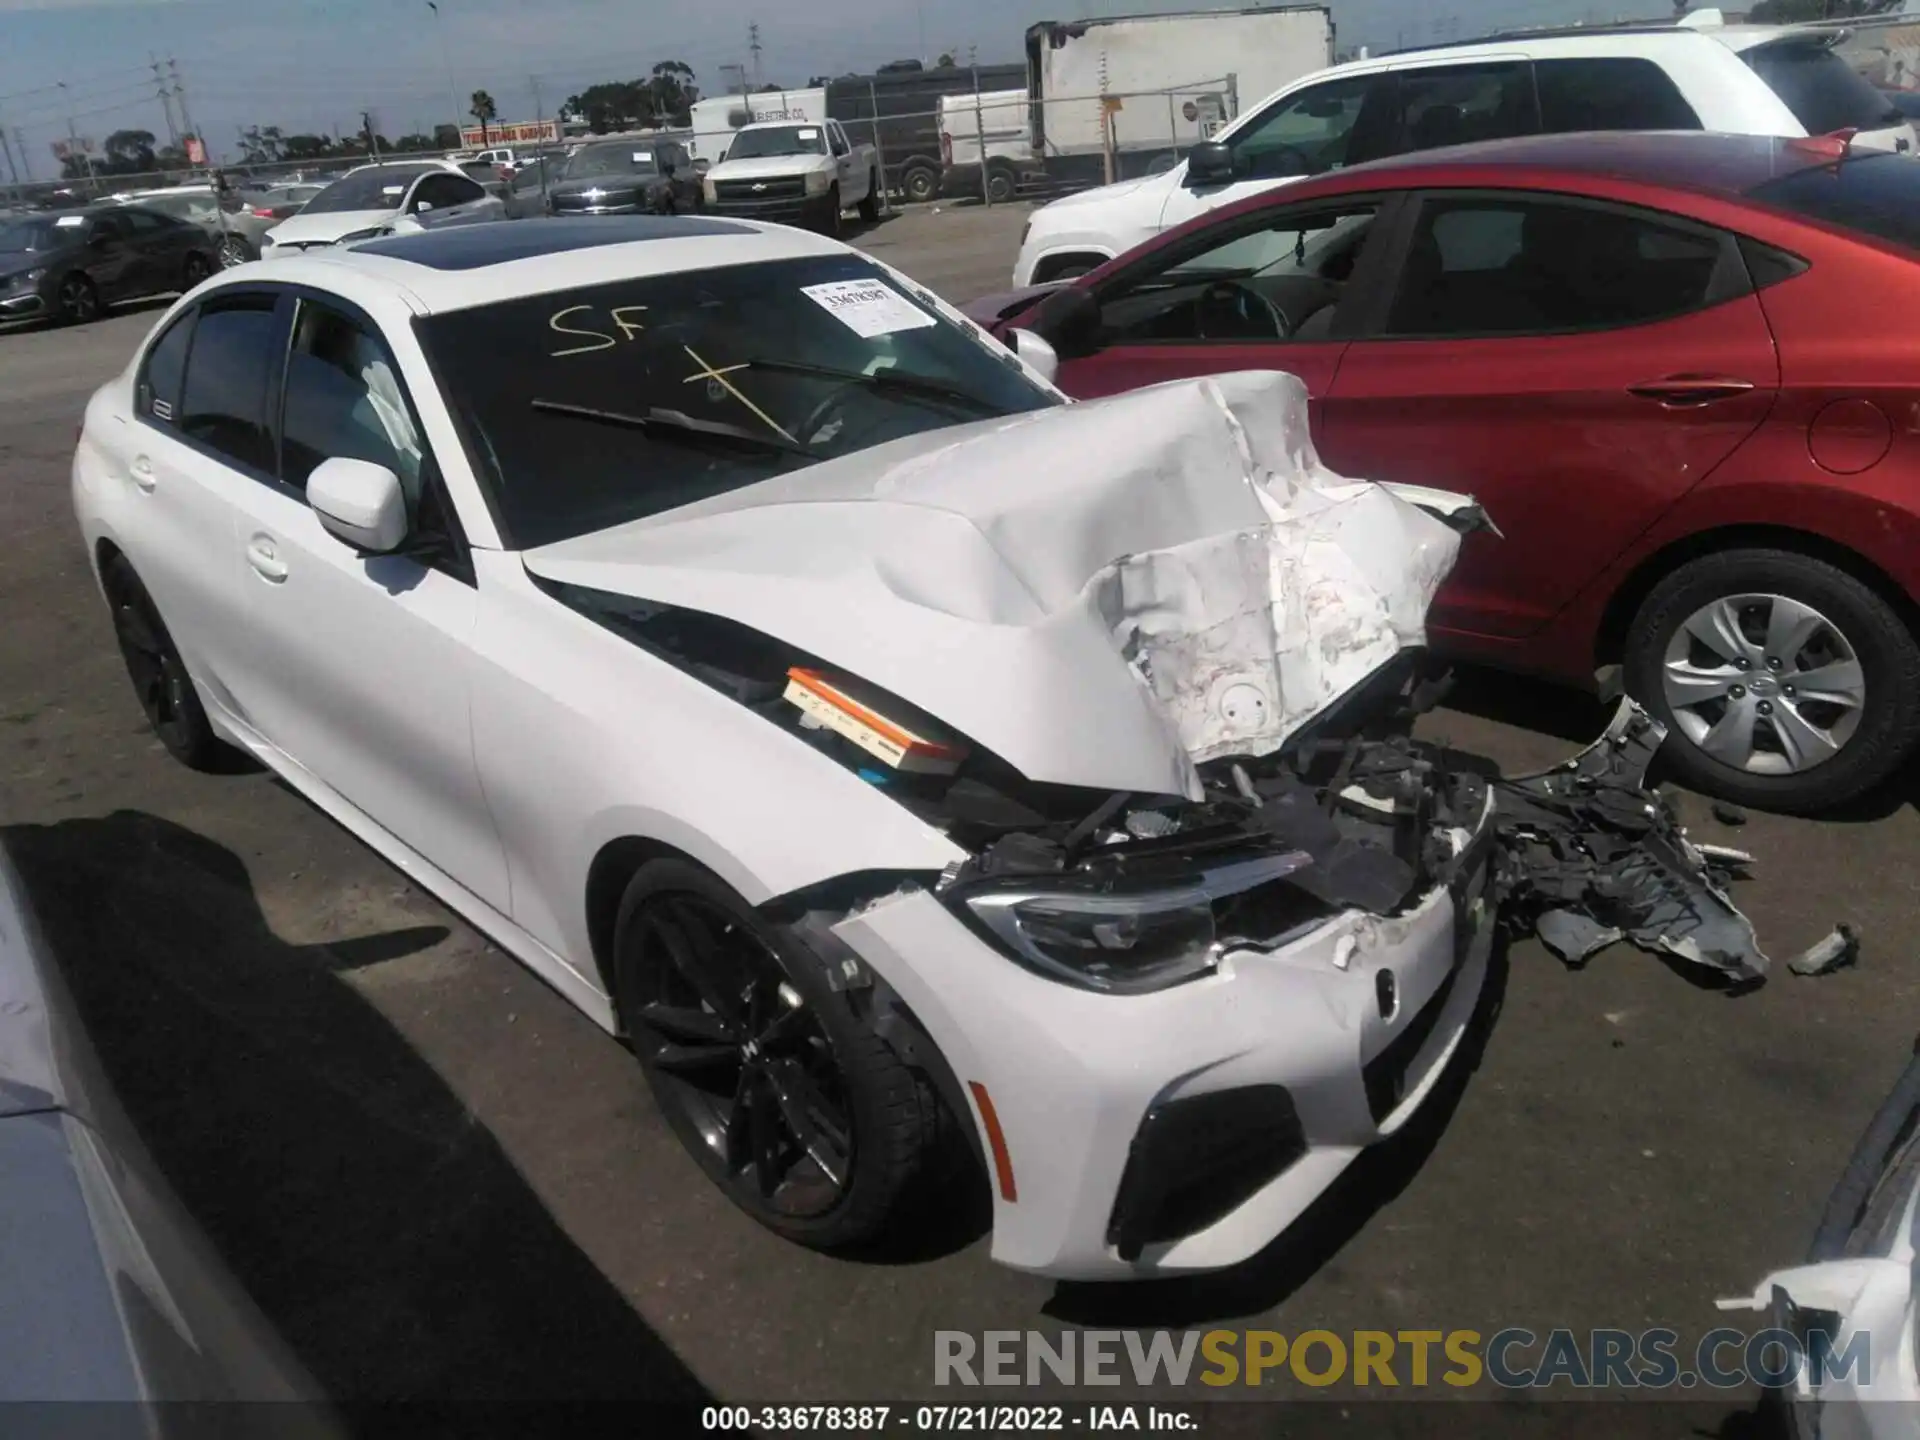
[523,372,1464,800]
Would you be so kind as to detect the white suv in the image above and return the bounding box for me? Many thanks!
[1013,12,1917,284]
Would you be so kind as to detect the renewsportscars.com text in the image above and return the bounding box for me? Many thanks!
[934,1327,1870,1391]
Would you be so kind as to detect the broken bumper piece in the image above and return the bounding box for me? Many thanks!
[1496,699,1770,986]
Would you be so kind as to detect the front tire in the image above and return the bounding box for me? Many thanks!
[857,171,880,221]
[1623,547,1920,813]
[819,183,842,237]
[181,251,212,290]
[101,555,226,771]
[56,273,99,326]
[612,858,942,1251]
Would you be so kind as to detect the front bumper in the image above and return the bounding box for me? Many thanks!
[709,193,835,228]
[0,287,47,317]
[834,822,1495,1280]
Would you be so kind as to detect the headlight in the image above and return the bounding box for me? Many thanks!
[1019,219,1033,249]
[804,168,832,195]
[9,268,45,288]
[961,851,1312,995]
[334,225,392,245]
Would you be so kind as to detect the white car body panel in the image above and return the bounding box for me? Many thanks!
[72,231,1492,1280]
[1012,25,1911,284]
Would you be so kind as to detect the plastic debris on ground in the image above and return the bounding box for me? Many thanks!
[1492,699,1772,987]
[1786,924,1860,977]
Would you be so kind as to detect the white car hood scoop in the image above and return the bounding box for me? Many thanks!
[523,372,1467,799]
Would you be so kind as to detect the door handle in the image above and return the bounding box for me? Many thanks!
[246,535,289,584]
[1627,375,1756,407]
[130,455,156,492]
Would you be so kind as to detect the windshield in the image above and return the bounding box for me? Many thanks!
[0,216,85,253]
[418,255,1059,547]
[1748,151,1920,252]
[726,126,827,160]
[564,145,660,179]
[302,166,435,215]
[1744,42,1905,135]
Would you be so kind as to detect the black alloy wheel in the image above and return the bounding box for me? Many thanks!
[56,273,99,325]
[628,890,856,1220]
[612,859,945,1249]
[101,556,223,769]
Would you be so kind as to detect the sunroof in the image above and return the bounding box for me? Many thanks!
[351,216,757,270]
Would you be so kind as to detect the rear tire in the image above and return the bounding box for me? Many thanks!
[101,555,226,771]
[611,858,943,1251]
[902,164,938,204]
[985,164,1017,204]
[218,235,251,268]
[1622,548,1920,813]
[857,171,880,221]
[181,251,212,289]
[55,273,99,326]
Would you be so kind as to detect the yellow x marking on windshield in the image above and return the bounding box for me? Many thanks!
[681,346,797,444]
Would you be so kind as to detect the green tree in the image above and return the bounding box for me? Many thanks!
[562,80,652,133]
[470,88,498,144]
[103,128,156,173]
[649,60,699,125]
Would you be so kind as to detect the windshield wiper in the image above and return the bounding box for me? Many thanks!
[735,357,1002,413]
[529,399,813,457]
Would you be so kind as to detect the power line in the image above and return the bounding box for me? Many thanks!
[0,61,152,105]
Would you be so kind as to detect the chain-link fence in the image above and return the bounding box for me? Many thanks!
[690,79,1244,214]
[0,152,445,210]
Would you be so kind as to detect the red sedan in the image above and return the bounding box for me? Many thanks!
[970,131,1920,813]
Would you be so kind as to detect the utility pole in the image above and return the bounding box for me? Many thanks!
[0,111,19,190]
[427,1,464,148]
[362,110,382,159]
[531,73,551,204]
[169,59,203,164]
[12,128,30,182]
[56,82,96,189]
[150,52,180,149]
[749,22,763,89]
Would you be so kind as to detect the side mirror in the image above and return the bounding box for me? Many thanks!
[414,198,435,213]
[308,457,408,553]
[1009,328,1059,386]
[1186,140,1234,187]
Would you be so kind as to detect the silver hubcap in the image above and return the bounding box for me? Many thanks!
[1661,592,1866,776]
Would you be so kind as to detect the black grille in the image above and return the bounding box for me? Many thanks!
[714,176,807,202]
[1105,1086,1306,1262]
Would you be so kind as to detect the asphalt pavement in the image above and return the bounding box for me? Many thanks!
[3,206,1918,1427]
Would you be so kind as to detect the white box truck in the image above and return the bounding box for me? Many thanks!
[1027,5,1334,183]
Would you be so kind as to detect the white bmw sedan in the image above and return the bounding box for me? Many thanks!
[72,217,1495,1279]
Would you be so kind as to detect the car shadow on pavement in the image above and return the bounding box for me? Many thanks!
[1041,936,1513,1330]
[4,810,711,1415]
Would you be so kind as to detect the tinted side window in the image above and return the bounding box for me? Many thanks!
[413,175,467,208]
[1536,58,1702,132]
[280,299,427,494]
[1383,63,1540,157]
[179,296,282,471]
[1744,42,1903,136]
[1384,197,1731,338]
[1228,73,1384,180]
[121,209,173,234]
[137,312,194,424]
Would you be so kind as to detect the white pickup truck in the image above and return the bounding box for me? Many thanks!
[702,119,880,234]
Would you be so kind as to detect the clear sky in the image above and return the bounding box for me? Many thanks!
[0,0,1670,177]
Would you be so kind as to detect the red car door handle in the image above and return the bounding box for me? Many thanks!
[1627,375,1756,407]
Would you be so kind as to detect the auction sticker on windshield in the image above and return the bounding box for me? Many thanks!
[802,279,937,339]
